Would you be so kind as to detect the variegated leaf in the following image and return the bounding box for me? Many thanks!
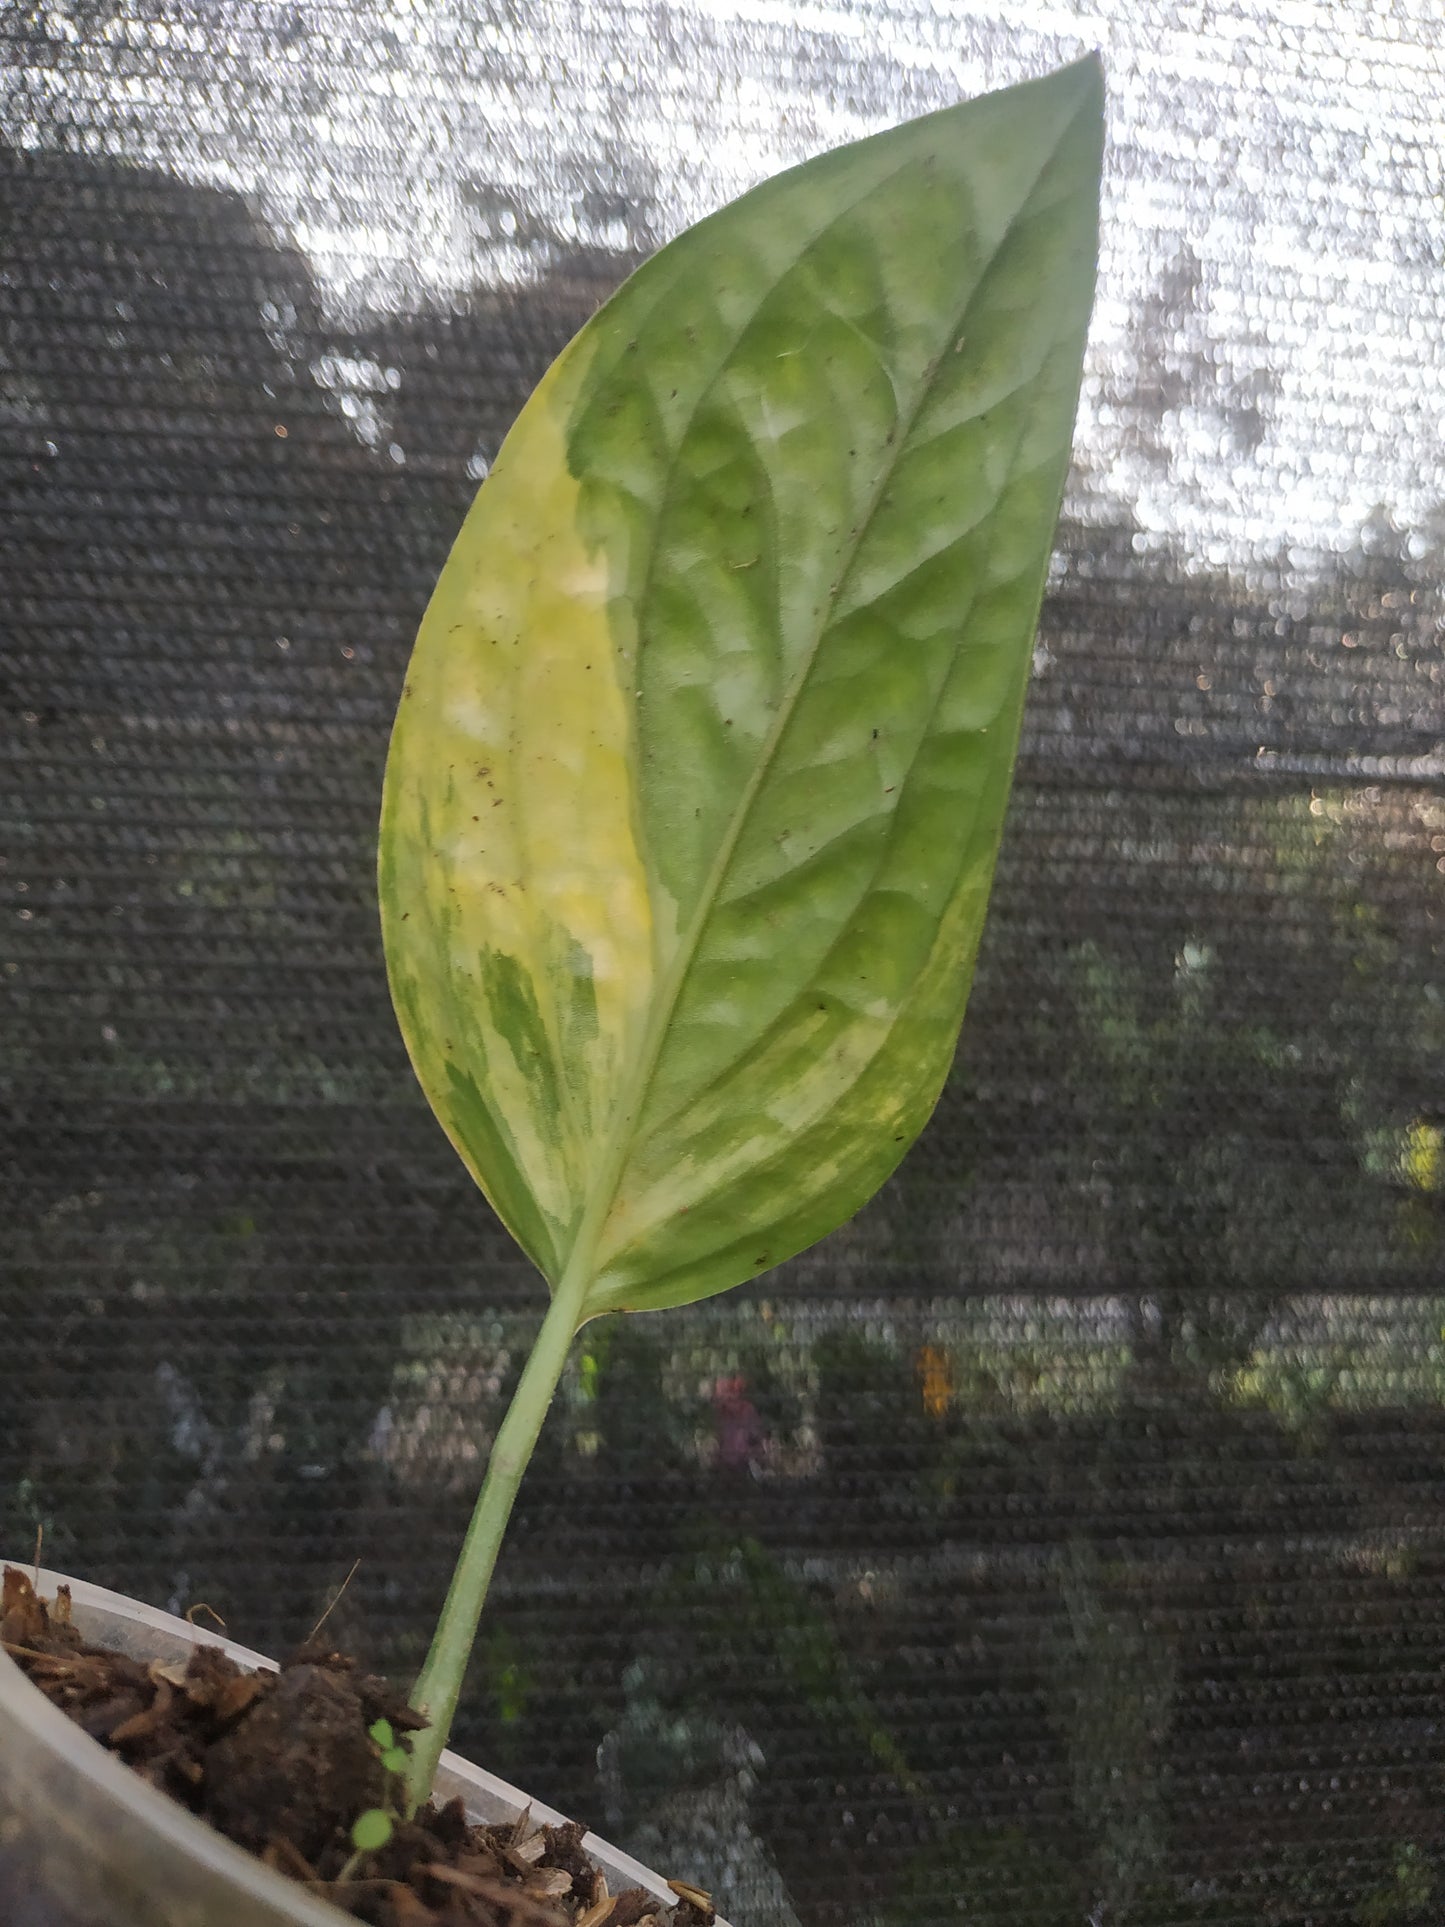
[379,57,1103,1316]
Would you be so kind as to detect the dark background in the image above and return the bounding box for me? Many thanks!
[2,7,1443,1924]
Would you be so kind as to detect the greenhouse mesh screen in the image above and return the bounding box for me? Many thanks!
[3,5,1444,1924]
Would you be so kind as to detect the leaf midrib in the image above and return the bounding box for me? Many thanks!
[565,90,1090,1309]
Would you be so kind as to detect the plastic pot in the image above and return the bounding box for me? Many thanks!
[0,1564,724,1927]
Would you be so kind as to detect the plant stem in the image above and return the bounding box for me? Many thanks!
[403,1260,589,1809]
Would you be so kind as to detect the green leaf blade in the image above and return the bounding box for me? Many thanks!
[380,57,1103,1314]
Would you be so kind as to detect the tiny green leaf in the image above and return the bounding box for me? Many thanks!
[381,1746,410,1775]
[381,58,1102,1318]
[368,1717,395,1750]
[350,1809,394,1854]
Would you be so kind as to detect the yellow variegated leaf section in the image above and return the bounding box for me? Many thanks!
[379,338,653,1279]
